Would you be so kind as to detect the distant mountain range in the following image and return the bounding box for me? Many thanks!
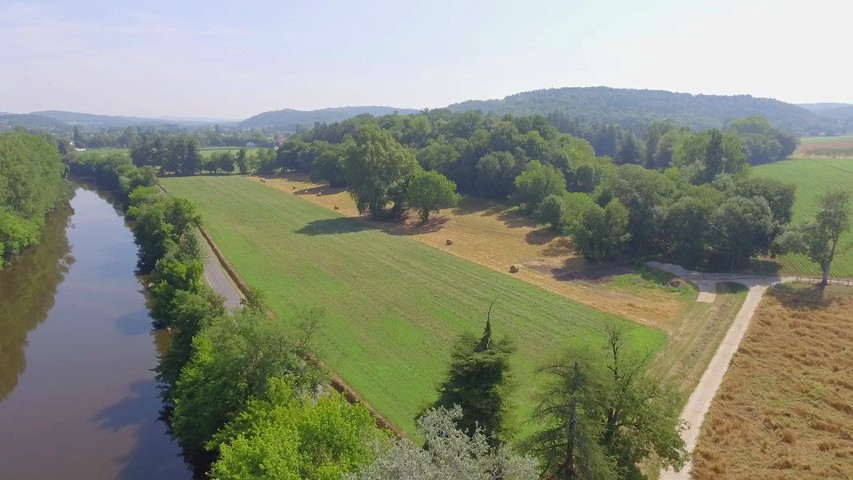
[447,87,848,135]
[239,106,419,130]
[3,88,852,136]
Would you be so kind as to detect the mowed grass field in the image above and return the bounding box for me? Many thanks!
[162,175,666,436]
[753,156,853,277]
[692,286,853,479]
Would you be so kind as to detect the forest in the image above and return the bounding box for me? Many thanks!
[259,110,797,271]
[0,132,67,269]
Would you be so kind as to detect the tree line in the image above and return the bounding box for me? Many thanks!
[266,110,802,271]
[0,132,67,269]
[128,135,276,176]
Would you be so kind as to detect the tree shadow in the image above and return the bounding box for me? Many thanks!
[769,284,832,310]
[550,258,635,282]
[386,216,450,236]
[525,228,555,246]
[496,209,533,228]
[114,309,153,337]
[295,217,373,236]
[89,379,191,480]
[450,197,506,216]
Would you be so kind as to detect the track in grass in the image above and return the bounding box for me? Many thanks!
[162,176,665,436]
[753,157,853,277]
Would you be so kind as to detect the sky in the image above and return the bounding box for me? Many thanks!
[1,0,851,119]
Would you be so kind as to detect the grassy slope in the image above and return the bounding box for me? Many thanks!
[163,176,665,436]
[753,157,853,277]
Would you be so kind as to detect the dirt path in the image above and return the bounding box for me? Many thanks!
[200,232,243,310]
[649,262,791,479]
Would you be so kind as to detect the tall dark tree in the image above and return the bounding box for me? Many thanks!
[431,306,514,443]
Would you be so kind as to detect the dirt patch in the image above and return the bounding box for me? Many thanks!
[253,174,688,328]
[691,286,853,479]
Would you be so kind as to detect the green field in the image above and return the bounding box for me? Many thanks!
[197,146,261,158]
[83,147,260,158]
[753,156,853,277]
[162,176,666,436]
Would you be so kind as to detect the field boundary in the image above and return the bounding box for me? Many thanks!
[159,182,405,438]
[790,275,853,286]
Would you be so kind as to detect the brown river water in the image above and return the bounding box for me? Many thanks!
[0,186,191,479]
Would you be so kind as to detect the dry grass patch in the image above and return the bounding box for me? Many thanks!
[692,285,853,479]
[254,174,690,328]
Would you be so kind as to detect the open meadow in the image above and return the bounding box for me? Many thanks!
[753,157,853,277]
[254,174,695,328]
[161,175,667,437]
[692,285,853,479]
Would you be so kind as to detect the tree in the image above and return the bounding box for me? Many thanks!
[406,170,460,223]
[614,134,645,165]
[528,326,687,480]
[513,160,567,213]
[344,124,420,218]
[570,200,630,261]
[235,148,249,174]
[431,312,514,443]
[352,406,537,480]
[537,194,566,232]
[210,378,386,480]
[170,309,323,455]
[708,195,775,271]
[779,190,850,285]
[475,151,517,200]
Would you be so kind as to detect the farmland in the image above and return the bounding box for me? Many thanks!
[162,175,666,436]
[692,285,853,479]
[753,156,853,277]
[254,174,694,328]
[795,135,853,157]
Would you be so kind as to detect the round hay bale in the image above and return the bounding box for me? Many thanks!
[667,278,685,289]
[334,205,340,210]
[291,186,296,190]
[509,265,519,273]
[445,239,453,245]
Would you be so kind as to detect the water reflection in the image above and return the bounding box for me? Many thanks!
[0,186,190,479]
[0,202,74,401]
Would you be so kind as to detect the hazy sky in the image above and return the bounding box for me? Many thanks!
[1,0,850,119]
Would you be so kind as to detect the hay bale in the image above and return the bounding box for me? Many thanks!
[445,239,453,245]
[259,178,266,183]
[291,186,296,190]
[509,265,519,273]
[667,278,685,289]
[334,205,340,210]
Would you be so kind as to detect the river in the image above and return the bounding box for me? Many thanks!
[0,186,191,479]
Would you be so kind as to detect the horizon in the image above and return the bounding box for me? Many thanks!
[4,85,850,122]
[2,0,851,118]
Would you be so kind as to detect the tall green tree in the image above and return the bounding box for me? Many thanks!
[708,195,775,270]
[528,326,687,480]
[570,200,630,262]
[344,124,420,218]
[431,312,514,443]
[513,160,567,213]
[779,190,851,285]
[406,170,460,223]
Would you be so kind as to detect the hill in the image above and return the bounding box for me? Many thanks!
[239,106,419,130]
[799,103,853,133]
[0,113,71,133]
[448,87,838,135]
